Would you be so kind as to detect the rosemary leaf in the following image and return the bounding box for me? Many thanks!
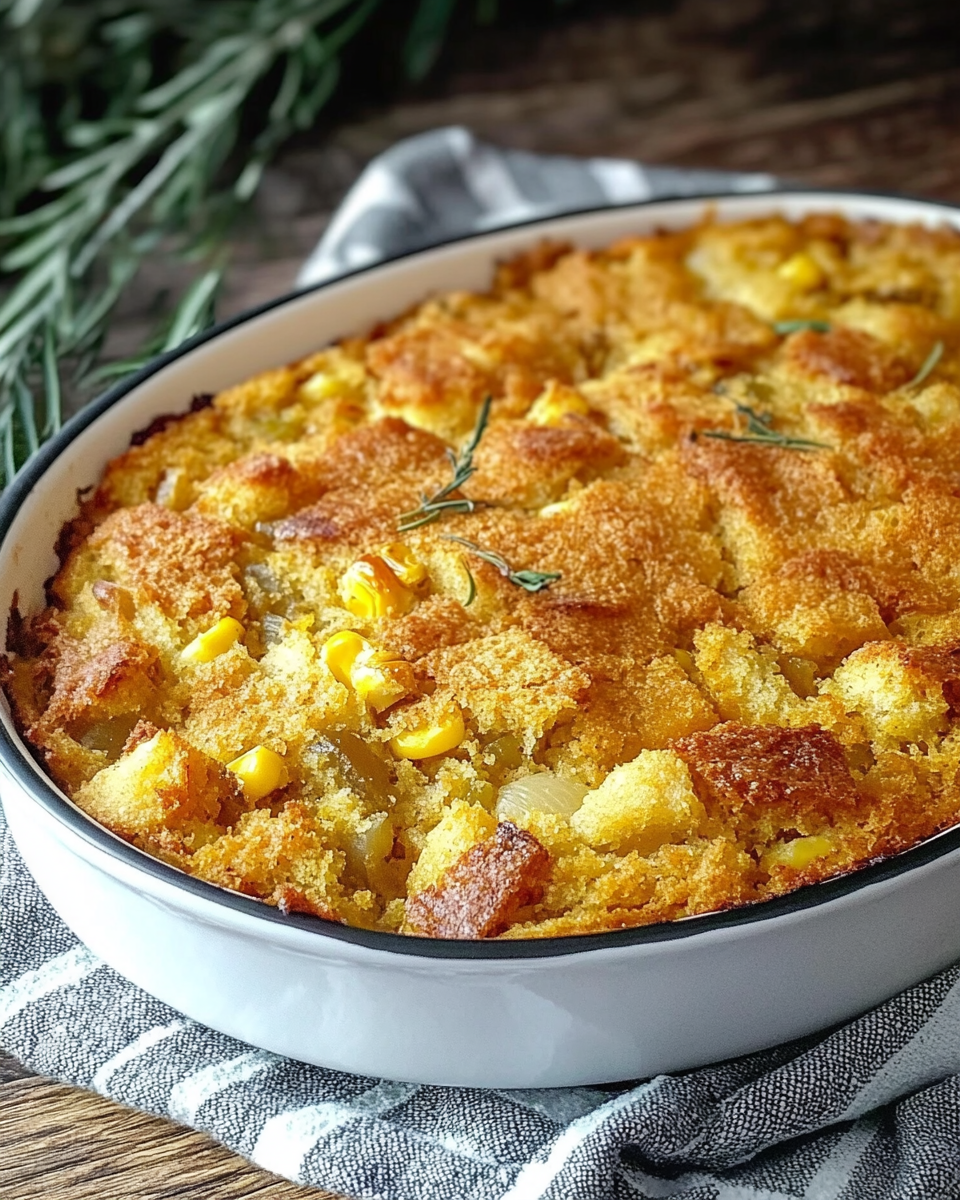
[773,319,831,335]
[0,1,517,490]
[443,535,561,593]
[461,560,477,607]
[906,340,944,389]
[13,376,38,457]
[0,407,15,487]
[40,323,60,439]
[397,395,491,531]
[404,0,459,81]
[161,267,223,351]
[702,403,829,452]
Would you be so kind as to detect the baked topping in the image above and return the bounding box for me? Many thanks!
[7,212,960,938]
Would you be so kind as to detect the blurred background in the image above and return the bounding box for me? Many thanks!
[2,0,960,481]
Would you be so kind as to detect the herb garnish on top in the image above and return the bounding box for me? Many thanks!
[443,535,561,593]
[397,396,491,532]
[702,403,829,452]
[772,319,832,335]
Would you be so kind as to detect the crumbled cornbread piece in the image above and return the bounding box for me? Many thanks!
[7,213,960,938]
[571,750,705,854]
[405,821,551,938]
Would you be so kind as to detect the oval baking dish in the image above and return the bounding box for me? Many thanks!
[4,190,960,1089]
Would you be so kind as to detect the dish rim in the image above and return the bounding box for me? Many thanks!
[4,184,960,960]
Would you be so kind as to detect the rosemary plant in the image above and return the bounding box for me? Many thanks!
[0,0,567,489]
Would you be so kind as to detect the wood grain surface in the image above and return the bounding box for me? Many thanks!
[6,2,960,1195]
[0,1069,335,1200]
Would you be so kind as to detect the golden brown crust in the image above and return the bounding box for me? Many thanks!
[673,723,860,825]
[405,821,551,938]
[8,212,960,938]
[67,504,247,622]
[784,327,912,392]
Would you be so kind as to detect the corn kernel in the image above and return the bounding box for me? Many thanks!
[350,644,410,712]
[321,631,411,711]
[528,384,591,427]
[379,542,429,588]
[91,580,135,621]
[227,745,287,801]
[390,706,466,760]
[340,555,415,619]
[300,360,366,401]
[672,648,695,674]
[300,372,342,400]
[539,499,573,518]
[777,252,823,290]
[181,616,244,663]
[769,834,832,870]
[321,629,367,687]
[155,467,193,511]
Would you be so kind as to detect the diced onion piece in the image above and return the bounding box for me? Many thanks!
[495,773,588,823]
[261,612,287,646]
[345,812,395,880]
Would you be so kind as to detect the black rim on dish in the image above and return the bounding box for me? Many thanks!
[4,187,960,960]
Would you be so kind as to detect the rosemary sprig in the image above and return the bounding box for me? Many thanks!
[397,395,491,532]
[702,403,829,452]
[1,1,539,490]
[460,559,477,607]
[905,340,944,389]
[773,319,831,335]
[443,535,561,593]
[0,0,389,488]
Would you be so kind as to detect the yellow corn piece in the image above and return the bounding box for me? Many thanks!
[770,834,832,870]
[321,629,367,687]
[300,359,367,402]
[379,542,429,588]
[538,498,574,518]
[321,630,410,711]
[777,252,823,291]
[340,555,415,619]
[528,384,591,427]
[181,616,244,663]
[227,745,287,801]
[300,371,342,400]
[672,648,695,674]
[390,706,466,760]
[350,644,410,712]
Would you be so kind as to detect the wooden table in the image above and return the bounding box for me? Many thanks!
[6,2,960,1194]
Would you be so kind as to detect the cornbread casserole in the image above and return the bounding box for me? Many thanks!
[6,213,960,941]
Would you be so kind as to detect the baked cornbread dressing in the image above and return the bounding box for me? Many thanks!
[8,213,960,940]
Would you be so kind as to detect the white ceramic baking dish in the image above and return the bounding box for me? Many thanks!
[4,191,960,1089]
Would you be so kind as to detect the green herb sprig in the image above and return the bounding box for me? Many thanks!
[443,534,561,593]
[905,340,944,389]
[397,395,491,532]
[2,1,574,490]
[0,0,392,487]
[460,559,477,607]
[702,403,829,452]
[773,319,832,335]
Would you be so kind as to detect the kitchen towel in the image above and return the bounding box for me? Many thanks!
[3,127,960,1200]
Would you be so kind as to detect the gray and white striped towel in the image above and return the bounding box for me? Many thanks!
[3,127,960,1200]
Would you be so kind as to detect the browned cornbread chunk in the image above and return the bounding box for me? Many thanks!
[7,212,960,939]
[405,821,551,938]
